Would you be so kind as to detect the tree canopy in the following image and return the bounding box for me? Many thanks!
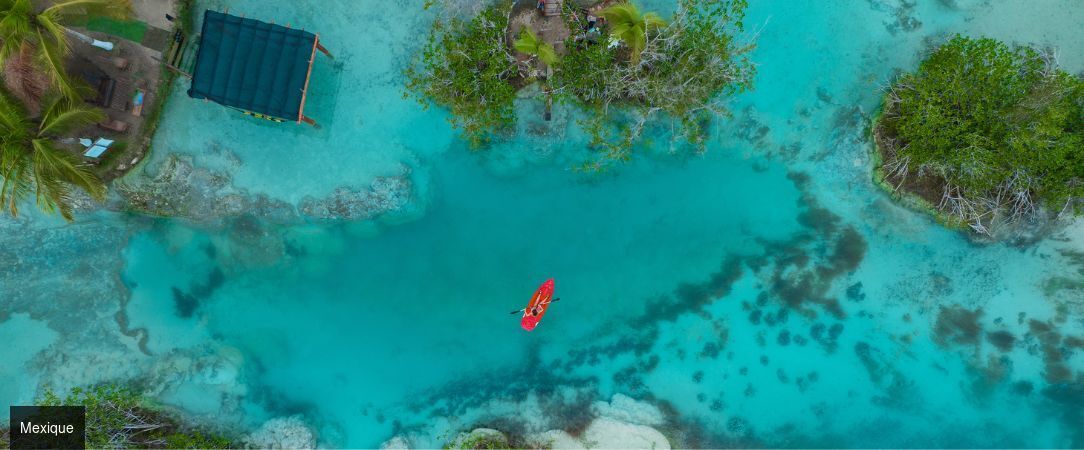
[513,27,557,66]
[404,3,518,146]
[38,384,231,449]
[406,0,755,168]
[0,87,106,220]
[599,2,667,64]
[553,0,755,168]
[876,35,1084,234]
[0,0,130,102]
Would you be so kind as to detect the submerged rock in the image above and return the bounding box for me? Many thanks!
[118,155,413,224]
[298,176,412,221]
[447,428,509,449]
[243,415,317,449]
[379,436,411,449]
[425,393,673,449]
[116,155,244,220]
[591,393,664,426]
[527,430,585,449]
[584,417,670,449]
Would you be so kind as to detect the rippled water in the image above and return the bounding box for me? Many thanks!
[2,0,1083,447]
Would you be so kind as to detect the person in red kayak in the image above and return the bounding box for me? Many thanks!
[517,278,557,331]
[529,298,558,316]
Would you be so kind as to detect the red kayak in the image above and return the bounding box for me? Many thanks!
[521,278,555,331]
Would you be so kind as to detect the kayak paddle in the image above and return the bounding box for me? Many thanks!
[509,297,560,314]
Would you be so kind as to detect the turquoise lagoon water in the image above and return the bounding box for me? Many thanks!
[2,0,1084,447]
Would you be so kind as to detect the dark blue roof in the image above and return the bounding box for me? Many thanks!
[187,10,316,121]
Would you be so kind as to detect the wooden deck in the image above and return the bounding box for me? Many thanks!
[544,0,562,16]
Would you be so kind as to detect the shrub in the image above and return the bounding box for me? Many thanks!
[38,384,232,449]
[875,35,1084,234]
[405,3,518,146]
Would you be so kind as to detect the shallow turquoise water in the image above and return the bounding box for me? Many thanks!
[2,0,1084,448]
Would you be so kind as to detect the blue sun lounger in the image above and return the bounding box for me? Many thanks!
[84,138,115,158]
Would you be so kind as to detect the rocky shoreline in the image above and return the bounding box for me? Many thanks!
[382,394,674,449]
[87,154,418,226]
[867,106,964,232]
[868,107,1066,244]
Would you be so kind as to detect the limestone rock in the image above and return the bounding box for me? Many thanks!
[591,393,664,426]
[299,176,412,221]
[448,428,508,449]
[527,430,585,449]
[583,417,670,450]
[243,415,317,449]
[380,435,411,449]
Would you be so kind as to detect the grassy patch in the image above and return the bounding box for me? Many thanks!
[86,16,148,42]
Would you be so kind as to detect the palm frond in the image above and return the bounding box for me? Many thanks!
[608,20,631,38]
[628,26,646,63]
[31,138,104,220]
[599,2,662,65]
[513,28,540,55]
[537,43,558,66]
[600,3,639,24]
[34,138,104,199]
[38,96,104,137]
[0,0,34,63]
[643,12,667,28]
[35,30,82,101]
[44,0,131,19]
[0,86,31,137]
[35,9,69,54]
[0,142,31,217]
[3,44,49,112]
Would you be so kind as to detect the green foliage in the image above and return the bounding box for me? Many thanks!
[444,431,510,449]
[164,431,232,449]
[513,27,557,66]
[407,0,753,168]
[39,384,140,449]
[554,0,754,168]
[0,0,131,101]
[84,16,146,42]
[37,384,232,449]
[549,34,615,103]
[599,2,666,64]
[878,35,1084,227]
[405,4,518,146]
[0,88,107,220]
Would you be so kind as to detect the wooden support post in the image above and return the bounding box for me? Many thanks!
[297,37,319,125]
[164,63,192,79]
[316,41,333,59]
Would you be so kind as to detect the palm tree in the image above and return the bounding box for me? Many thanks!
[3,41,49,115]
[513,27,557,67]
[0,88,106,220]
[599,2,667,65]
[0,0,130,101]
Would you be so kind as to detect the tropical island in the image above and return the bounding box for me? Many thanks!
[406,0,755,170]
[872,35,1084,236]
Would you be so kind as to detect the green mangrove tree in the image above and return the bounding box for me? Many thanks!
[874,35,1084,235]
[406,0,756,169]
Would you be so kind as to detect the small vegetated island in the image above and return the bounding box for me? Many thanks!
[873,35,1084,236]
[0,384,231,449]
[406,0,755,170]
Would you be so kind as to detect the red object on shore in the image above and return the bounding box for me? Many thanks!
[521,278,555,331]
